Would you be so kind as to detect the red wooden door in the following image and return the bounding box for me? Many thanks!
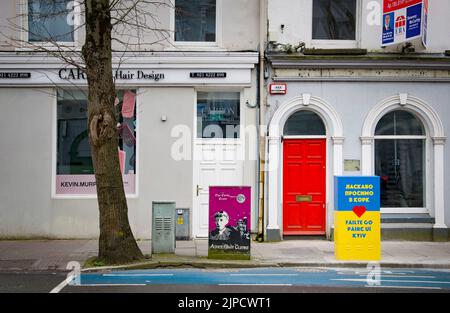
[283,139,326,235]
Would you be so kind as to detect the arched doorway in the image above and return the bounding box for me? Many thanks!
[283,110,327,235]
[266,94,344,241]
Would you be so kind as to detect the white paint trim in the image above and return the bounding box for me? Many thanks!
[16,0,81,51]
[266,95,344,239]
[361,94,446,227]
[283,135,327,140]
[310,0,361,49]
[169,0,223,50]
[192,88,245,238]
[381,208,429,214]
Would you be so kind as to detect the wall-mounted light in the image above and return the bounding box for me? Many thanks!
[161,115,167,122]
[246,100,257,108]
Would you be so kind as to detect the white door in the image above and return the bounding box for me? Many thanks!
[193,141,244,238]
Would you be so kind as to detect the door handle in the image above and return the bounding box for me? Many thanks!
[196,185,203,197]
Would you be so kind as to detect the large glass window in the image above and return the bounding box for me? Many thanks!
[284,110,326,136]
[56,89,137,195]
[312,0,356,40]
[175,0,216,42]
[197,92,240,139]
[375,111,426,208]
[28,0,74,42]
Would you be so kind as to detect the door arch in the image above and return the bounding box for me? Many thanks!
[266,94,344,241]
[283,110,327,235]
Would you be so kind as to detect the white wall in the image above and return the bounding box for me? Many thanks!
[268,0,450,52]
[0,0,260,52]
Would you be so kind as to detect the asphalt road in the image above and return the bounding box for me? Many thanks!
[2,267,450,293]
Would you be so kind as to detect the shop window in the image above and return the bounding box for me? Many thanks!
[197,92,240,139]
[283,110,326,136]
[175,0,216,42]
[56,89,137,196]
[312,0,356,40]
[28,0,74,42]
[375,111,426,208]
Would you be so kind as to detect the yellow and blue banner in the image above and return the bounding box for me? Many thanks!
[334,176,381,261]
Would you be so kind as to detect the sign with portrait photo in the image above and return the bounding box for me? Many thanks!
[208,186,251,260]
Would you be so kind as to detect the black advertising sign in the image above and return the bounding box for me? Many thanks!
[190,72,227,78]
[0,72,31,79]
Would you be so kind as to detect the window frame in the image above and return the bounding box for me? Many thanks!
[310,0,361,49]
[374,111,429,214]
[51,88,140,199]
[169,0,223,49]
[194,88,244,144]
[18,0,81,50]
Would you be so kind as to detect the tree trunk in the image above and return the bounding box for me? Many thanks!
[82,0,143,263]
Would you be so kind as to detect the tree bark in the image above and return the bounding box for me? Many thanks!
[82,0,143,263]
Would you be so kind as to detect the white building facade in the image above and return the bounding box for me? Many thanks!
[0,0,261,239]
[264,0,450,241]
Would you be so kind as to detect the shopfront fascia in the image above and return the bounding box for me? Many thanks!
[0,52,258,88]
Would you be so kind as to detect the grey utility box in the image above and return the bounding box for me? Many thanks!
[175,208,190,240]
[152,201,176,254]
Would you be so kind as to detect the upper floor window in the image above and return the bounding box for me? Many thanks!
[28,0,74,42]
[175,0,216,42]
[312,0,356,40]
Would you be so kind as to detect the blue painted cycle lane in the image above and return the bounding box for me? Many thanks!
[72,267,450,290]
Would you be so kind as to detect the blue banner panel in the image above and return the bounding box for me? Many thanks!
[406,3,422,39]
[334,176,380,212]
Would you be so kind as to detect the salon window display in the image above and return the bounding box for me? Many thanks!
[56,90,137,195]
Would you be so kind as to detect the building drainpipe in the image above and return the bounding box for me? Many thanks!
[256,0,267,242]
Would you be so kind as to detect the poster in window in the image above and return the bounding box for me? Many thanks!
[55,90,137,195]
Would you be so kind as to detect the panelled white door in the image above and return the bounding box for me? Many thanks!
[193,140,243,238]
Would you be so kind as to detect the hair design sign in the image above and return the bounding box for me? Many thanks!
[208,186,251,260]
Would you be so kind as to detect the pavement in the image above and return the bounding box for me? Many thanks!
[1,239,450,271]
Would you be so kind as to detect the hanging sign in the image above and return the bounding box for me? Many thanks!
[334,176,381,261]
[382,0,428,48]
[208,186,251,260]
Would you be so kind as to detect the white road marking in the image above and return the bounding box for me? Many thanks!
[229,274,299,277]
[219,284,293,286]
[70,284,147,287]
[365,285,441,290]
[50,274,75,294]
[102,273,174,277]
[331,278,450,285]
[358,275,436,279]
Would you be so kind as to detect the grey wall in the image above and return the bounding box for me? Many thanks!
[266,81,450,227]
[0,0,260,52]
[0,87,195,239]
[133,87,195,238]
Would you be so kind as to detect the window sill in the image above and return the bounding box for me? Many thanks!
[310,40,358,50]
[165,42,226,52]
[15,43,79,52]
[303,48,367,56]
[381,213,435,224]
[51,194,139,200]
